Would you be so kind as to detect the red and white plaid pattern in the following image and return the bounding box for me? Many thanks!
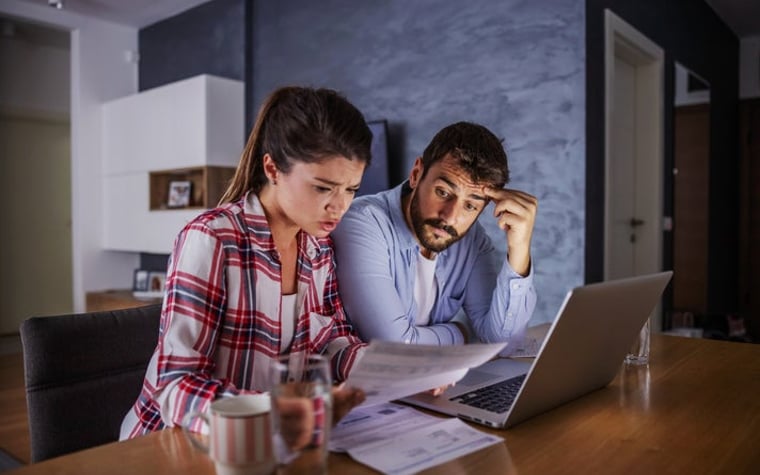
[120,193,365,439]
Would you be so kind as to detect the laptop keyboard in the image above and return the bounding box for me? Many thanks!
[449,374,526,414]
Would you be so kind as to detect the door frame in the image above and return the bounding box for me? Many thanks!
[604,10,665,329]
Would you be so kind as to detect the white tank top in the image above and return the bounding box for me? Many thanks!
[280,293,298,352]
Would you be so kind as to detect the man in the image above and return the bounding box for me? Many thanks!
[332,121,537,352]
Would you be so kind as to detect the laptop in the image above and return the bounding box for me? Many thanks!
[401,271,673,429]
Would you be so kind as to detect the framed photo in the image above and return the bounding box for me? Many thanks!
[133,269,149,292]
[167,180,192,208]
[147,271,167,293]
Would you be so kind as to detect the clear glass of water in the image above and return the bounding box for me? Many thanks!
[625,318,650,365]
[269,354,332,475]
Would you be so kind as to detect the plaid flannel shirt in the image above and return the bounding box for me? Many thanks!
[120,192,365,439]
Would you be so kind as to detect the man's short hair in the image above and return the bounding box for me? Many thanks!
[420,122,509,188]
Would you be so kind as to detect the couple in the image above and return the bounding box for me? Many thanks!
[120,86,538,440]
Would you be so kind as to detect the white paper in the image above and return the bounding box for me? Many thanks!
[509,335,542,358]
[329,402,441,452]
[345,340,508,407]
[346,417,503,475]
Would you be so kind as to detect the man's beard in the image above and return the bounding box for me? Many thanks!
[409,191,463,253]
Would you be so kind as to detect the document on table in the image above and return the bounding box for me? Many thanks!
[331,402,502,474]
[329,402,442,452]
[346,416,502,475]
[344,340,508,407]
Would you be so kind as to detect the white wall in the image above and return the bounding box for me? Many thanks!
[0,0,140,312]
[740,35,760,99]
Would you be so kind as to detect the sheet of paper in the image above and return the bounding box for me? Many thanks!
[346,417,503,475]
[509,335,542,358]
[329,402,441,452]
[344,340,508,407]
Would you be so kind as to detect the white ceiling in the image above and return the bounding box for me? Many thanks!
[13,0,212,28]
[4,0,760,47]
[11,0,760,37]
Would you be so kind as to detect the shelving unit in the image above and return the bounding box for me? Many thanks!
[149,166,235,210]
[101,74,244,253]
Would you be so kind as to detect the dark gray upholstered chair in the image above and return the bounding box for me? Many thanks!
[20,304,161,462]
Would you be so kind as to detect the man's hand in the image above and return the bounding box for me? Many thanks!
[429,382,456,397]
[483,188,538,277]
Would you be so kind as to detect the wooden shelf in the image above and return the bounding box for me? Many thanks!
[149,166,235,210]
[85,289,162,312]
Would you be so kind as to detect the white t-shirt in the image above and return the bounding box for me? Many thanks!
[413,252,438,326]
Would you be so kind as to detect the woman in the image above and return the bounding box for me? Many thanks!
[120,86,371,439]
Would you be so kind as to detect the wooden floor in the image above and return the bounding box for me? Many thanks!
[0,350,31,465]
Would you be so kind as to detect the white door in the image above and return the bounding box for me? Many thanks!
[608,56,637,279]
[604,11,664,329]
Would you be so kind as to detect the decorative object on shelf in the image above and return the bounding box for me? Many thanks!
[167,180,192,208]
[133,269,149,292]
[132,270,166,299]
[149,166,235,211]
[147,271,166,293]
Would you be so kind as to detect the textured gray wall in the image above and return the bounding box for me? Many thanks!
[139,0,245,92]
[251,0,586,324]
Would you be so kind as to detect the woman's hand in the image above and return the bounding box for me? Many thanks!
[273,383,365,451]
[272,397,315,451]
[332,383,365,424]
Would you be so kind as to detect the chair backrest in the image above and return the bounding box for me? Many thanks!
[20,304,161,462]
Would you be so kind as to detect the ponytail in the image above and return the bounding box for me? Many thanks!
[219,88,286,204]
[219,86,372,205]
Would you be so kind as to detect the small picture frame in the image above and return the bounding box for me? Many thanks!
[133,269,149,292]
[147,271,167,293]
[167,180,192,208]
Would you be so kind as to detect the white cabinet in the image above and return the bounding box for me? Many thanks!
[101,74,244,254]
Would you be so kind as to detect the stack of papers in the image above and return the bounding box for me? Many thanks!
[331,403,502,475]
[335,340,509,473]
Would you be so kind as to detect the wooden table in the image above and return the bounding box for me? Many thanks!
[7,334,760,474]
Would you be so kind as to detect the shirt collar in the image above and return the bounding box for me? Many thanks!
[242,191,322,260]
[388,181,435,255]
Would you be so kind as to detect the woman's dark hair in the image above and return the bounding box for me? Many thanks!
[420,121,509,188]
[220,86,372,204]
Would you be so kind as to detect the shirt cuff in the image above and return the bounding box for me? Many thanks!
[500,259,534,296]
[442,323,466,345]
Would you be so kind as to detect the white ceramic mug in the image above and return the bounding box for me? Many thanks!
[183,394,276,475]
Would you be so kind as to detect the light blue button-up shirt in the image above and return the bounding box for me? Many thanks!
[332,182,536,350]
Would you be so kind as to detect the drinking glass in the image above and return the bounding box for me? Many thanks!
[625,318,650,365]
[269,354,332,475]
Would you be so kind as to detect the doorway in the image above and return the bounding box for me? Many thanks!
[0,17,73,333]
[672,62,710,317]
[604,10,664,329]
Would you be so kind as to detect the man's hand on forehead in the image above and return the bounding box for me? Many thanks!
[481,187,537,277]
